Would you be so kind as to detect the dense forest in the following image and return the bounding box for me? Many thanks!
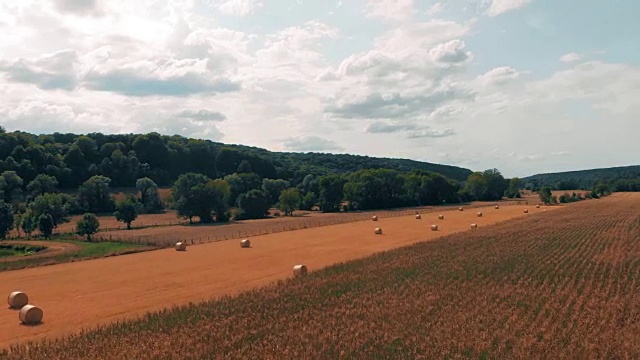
[523,165,640,192]
[0,129,471,189]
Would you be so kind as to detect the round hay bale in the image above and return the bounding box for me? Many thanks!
[471,223,478,229]
[459,207,464,211]
[240,239,251,248]
[293,264,307,277]
[415,214,421,220]
[175,242,187,251]
[374,227,383,235]
[19,305,43,325]
[438,215,444,220]
[7,292,28,309]
[477,212,483,217]
[431,224,438,231]
[524,209,529,214]
[536,205,540,208]
[495,205,499,209]
[372,215,378,221]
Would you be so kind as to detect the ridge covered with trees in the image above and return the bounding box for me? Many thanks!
[523,165,640,192]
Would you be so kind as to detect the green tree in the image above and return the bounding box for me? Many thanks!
[20,209,38,239]
[38,213,54,239]
[0,170,24,203]
[208,179,232,222]
[136,177,163,213]
[76,213,100,241]
[262,178,290,206]
[538,187,553,204]
[0,202,13,239]
[300,191,318,210]
[172,173,230,223]
[114,195,143,230]
[26,174,59,198]
[504,178,522,198]
[236,190,270,220]
[278,188,301,216]
[318,174,346,213]
[237,160,252,173]
[30,193,72,229]
[463,169,508,201]
[223,172,262,207]
[77,175,115,213]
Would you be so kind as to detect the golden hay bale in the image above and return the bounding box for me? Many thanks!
[19,305,43,325]
[175,242,187,251]
[495,205,499,209]
[438,215,444,220]
[524,209,529,214]
[536,205,541,208]
[372,215,378,221]
[374,227,383,235]
[431,224,438,231]
[471,223,478,229]
[477,212,483,217]
[415,214,421,219]
[293,265,307,277]
[240,239,251,248]
[7,292,28,309]
[459,207,464,211]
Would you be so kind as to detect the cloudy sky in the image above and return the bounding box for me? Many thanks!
[0,0,638,177]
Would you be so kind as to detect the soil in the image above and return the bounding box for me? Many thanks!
[0,202,559,348]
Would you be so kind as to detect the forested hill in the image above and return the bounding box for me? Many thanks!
[0,130,472,188]
[523,165,640,190]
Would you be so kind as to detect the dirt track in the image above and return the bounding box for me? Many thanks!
[0,203,558,348]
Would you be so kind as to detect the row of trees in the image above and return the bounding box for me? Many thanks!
[0,171,164,239]
[169,168,512,224]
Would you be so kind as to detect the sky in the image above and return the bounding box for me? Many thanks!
[0,0,638,178]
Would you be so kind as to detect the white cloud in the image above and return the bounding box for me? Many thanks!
[427,3,444,16]
[559,52,583,63]
[53,0,104,16]
[281,136,344,152]
[0,49,79,90]
[175,109,226,121]
[406,127,455,139]
[429,39,473,63]
[215,0,263,16]
[365,0,414,22]
[476,66,521,86]
[486,0,531,17]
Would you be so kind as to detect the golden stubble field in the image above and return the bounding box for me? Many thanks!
[0,203,553,348]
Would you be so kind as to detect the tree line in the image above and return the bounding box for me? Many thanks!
[0,163,516,238]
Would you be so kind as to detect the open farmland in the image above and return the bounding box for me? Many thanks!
[1,193,638,359]
[0,202,550,349]
[90,201,523,246]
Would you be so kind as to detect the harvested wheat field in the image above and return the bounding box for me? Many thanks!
[0,203,549,349]
[2,193,637,359]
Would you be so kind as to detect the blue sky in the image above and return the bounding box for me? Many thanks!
[0,0,638,177]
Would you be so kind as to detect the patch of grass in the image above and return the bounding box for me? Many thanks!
[0,240,153,273]
[0,244,48,258]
